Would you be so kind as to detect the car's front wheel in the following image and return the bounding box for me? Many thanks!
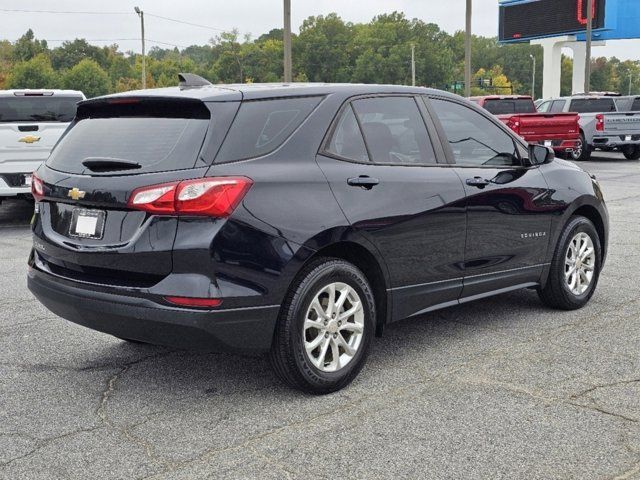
[270,257,375,394]
[538,216,602,310]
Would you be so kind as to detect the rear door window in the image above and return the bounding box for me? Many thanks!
[631,98,640,111]
[46,99,212,174]
[569,98,617,113]
[550,100,566,112]
[0,95,82,122]
[325,105,369,163]
[351,96,437,165]
[483,99,536,115]
[216,96,322,162]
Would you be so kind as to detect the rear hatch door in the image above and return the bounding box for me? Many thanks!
[33,96,239,286]
[511,113,580,141]
[602,112,640,134]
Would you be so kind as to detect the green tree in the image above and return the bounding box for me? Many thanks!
[51,39,108,70]
[62,59,110,98]
[12,29,48,62]
[6,54,59,89]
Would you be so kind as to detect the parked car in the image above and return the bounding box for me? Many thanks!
[28,77,609,394]
[614,95,640,113]
[538,95,640,160]
[0,90,85,203]
[471,95,580,158]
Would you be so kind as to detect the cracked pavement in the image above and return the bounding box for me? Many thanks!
[1,153,639,479]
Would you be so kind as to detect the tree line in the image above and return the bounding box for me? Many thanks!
[1,12,639,99]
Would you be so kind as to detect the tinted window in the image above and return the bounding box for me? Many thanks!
[632,98,640,111]
[483,99,536,115]
[217,96,321,162]
[537,101,551,113]
[326,105,368,162]
[0,95,82,122]
[550,100,566,112]
[352,97,436,165]
[431,99,520,167]
[569,98,617,113]
[47,117,209,174]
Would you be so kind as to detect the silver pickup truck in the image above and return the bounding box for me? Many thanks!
[0,89,84,203]
[538,95,640,160]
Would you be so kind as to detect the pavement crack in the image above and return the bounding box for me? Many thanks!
[612,461,640,480]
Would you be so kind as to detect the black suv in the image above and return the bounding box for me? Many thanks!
[28,76,609,394]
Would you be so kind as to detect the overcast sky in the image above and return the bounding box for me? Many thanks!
[3,0,640,60]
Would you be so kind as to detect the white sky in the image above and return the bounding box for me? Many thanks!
[2,0,640,60]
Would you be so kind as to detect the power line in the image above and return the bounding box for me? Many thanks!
[42,38,190,49]
[0,8,128,15]
[145,13,228,32]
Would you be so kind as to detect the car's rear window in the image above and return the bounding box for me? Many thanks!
[46,100,211,174]
[482,99,536,115]
[216,96,322,162]
[0,95,82,122]
[569,98,617,113]
[631,98,640,111]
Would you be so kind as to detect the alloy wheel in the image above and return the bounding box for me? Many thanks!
[303,282,365,373]
[565,232,596,295]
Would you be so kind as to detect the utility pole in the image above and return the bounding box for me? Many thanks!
[530,54,536,98]
[584,0,593,94]
[283,0,292,83]
[411,44,416,86]
[134,7,146,89]
[464,0,472,97]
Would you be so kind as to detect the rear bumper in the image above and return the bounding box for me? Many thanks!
[532,139,580,153]
[591,135,640,148]
[0,176,32,197]
[27,265,279,354]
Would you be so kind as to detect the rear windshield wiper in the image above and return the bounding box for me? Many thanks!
[81,157,142,172]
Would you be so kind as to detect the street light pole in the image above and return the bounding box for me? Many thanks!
[134,7,146,89]
[584,0,593,94]
[283,0,292,83]
[464,0,472,97]
[411,43,416,86]
[530,54,536,98]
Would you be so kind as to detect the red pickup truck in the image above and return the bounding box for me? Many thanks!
[471,96,580,157]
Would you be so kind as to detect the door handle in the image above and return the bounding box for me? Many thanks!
[347,176,380,190]
[466,176,491,189]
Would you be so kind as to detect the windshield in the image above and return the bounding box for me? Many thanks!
[483,99,536,115]
[0,96,82,122]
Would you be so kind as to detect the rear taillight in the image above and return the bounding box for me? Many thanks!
[509,119,521,135]
[596,114,604,132]
[31,172,44,201]
[128,176,252,217]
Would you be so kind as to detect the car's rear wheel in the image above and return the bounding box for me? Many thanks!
[570,134,591,161]
[622,145,640,160]
[269,257,375,394]
[538,216,601,310]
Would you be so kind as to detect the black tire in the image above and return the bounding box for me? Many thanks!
[269,257,376,394]
[622,145,640,160]
[571,133,591,161]
[538,216,602,310]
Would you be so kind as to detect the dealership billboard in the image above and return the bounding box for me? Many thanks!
[499,0,640,43]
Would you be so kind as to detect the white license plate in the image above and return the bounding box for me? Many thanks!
[70,209,105,239]
[544,140,552,147]
[625,135,632,141]
[23,174,32,187]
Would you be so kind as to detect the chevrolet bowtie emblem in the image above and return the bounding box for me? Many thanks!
[68,188,86,201]
[18,135,41,144]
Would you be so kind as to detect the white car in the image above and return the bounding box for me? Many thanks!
[0,89,85,202]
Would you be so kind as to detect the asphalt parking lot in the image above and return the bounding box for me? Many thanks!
[1,153,638,480]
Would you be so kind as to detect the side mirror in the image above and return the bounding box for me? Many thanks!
[529,144,555,165]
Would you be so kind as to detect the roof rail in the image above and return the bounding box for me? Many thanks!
[178,73,212,89]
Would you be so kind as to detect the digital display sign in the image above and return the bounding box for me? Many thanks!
[499,0,606,42]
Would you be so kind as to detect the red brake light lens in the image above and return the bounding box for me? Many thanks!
[595,114,604,132]
[128,176,252,217]
[31,172,44,201]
